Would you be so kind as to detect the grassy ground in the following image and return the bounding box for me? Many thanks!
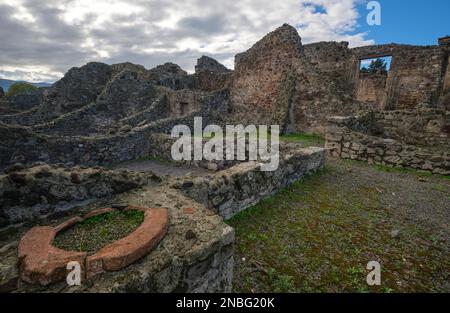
[227,158,450,293]
[280,132,325,147]
[54,210,144,255]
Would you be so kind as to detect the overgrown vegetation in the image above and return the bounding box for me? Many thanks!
[280,132,325,147]
[6,82,38,97]
[360,160,450,181]
[54,210,144,255]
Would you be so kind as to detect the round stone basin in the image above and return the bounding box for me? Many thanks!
[18,206,169,286]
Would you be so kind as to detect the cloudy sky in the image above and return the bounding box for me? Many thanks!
[0,0,447,83]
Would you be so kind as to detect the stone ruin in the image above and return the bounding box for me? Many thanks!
[0,24,449,292]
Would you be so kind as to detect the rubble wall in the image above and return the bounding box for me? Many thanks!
[325,114,450,175]
[230,24,303,127]
[351,44,448,110]
[178,146,326,219]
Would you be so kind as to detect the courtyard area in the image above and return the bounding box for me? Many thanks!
[228,156,450,293]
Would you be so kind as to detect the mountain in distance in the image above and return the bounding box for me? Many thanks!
[0,78,53,91]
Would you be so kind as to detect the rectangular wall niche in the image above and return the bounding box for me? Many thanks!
[179,102,189,116]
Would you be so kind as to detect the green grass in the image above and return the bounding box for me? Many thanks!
[280,132,325,147]
[343,159,450,181]
[54,210,144,254]
[226,165,450,293]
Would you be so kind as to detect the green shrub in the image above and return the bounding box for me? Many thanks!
[6,82,38,97]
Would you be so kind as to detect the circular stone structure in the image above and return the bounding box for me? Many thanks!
[18,206,169,286]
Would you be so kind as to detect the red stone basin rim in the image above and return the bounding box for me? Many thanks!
[18,206,169,286]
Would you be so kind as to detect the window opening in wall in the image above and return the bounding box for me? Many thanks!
[359,56,392,74]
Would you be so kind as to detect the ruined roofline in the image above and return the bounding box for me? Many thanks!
[303,41,350,48]
[303,37,450,52]
[351,41,447,51]
[303,41,444,51]
[234,23,303,68]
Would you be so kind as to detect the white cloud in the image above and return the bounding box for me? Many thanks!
[0,0,374,82]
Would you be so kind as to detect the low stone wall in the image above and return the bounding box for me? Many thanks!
[1,141,326,293]
[0,164,160,227]
[373,109,450,148]
[325,116,450,175]
[175,146,326,219]
[0,88,229,170]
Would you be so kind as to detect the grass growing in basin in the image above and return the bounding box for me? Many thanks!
[54,210,144,255]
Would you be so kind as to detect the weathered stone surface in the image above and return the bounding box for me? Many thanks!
[230,24,303,128]
[325,111,450,175]
[195,56,231,74]
[179,145,326,219]
[0,164,160,227]
[0,248,18,292]
[18,226,87,286]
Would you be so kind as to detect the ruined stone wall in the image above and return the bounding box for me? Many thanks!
[230,24,303,127]
[178,146,325,219]
[0,164,159,226]
[351,44,448,110]
[192,71,232,92]
[325,115,450,175]
[355,73,387,107]
[373,109,450,147]
[7,88,47,111]
[166,89,204,117]
[287,56,361,134]
[441,52,450,110]
[303,41,354,90]
[0,89,229,170]
[301,40,449,113]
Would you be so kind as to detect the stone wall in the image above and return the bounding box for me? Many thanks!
[441,52,450,110]
[302,40,450,114]
[351,44,448,110]
[230,24,303,127]
[373,109,450,147]
[0,164,160,227]
[355,72,387,107]
[177,145,325,219]
[0,88,229,170]
[192,71,232,92]
[325,115,450,175]
[7,89,46,111]
[303,41,354,90]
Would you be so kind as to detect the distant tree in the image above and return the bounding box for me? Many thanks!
[360,58,388,74]
[6,82,38,97]
[360,66,370,73]
[367,58,387,74]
